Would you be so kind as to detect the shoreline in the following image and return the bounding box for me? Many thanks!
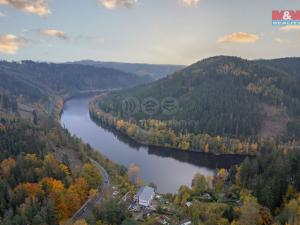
[88,95,255,157]
[89,114,253,158]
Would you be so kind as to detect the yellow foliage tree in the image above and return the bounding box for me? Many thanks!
[59,163,70,176]
[238,195,260,225]
[204,143,209,153]
[81,163,102,189]
[214,168,228,192]
[250,143,258,153]
[74,219,89,225]
[116,120,126,130]
[14,183,44,198]
[175,185,191,205]
[39,177,64,194]
[0,157,16,179]
[192,173,208,194]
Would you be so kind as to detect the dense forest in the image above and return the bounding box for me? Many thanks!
[1,56,300,224]
[0,114,98,224]
[169,148,300,225]
[0,61,150,97]
[0,62,137,224]
[0,92,18,114]
[0,93,133,225]
[91,56,300,154]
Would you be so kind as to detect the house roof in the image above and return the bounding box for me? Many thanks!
[180,219,191,224]
[137,186,155,201]
[186,201,192,206]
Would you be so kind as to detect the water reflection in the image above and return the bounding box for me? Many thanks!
[93,122,246,170]
[61,96,247,193]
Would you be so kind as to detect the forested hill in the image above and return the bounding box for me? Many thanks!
[0,61,150,97]
[71,60,185,80]
[0,67,132,225]
[255,57,300,78]
[98,56,300,139]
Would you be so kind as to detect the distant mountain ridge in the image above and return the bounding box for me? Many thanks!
[0,61,150,100]
[70,60,185,80]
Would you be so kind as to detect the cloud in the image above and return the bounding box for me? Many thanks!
[0,11,5,17]
[41,29,68,40]
[99,0,137,9]
[181,0,200,6]
[217,32,259,43]
[0,34,28,54]
[0,0,50,16]
[279,25,300,32]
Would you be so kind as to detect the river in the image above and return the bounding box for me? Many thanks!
[61,96,246,193]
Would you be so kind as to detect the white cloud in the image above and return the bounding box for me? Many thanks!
[181,0,200,6]
[0,11,5,17]
[0,0,50,16]
[41,29,68,40]
[0,34,27,54]
[217,32,259,44]
[279,25,300,32]
[99,0,137,9]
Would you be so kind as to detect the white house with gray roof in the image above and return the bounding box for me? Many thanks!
[136,186,155,207]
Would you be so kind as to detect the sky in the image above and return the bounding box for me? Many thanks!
[0,0,300,65]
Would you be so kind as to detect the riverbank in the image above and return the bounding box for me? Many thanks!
[50,90,110,124]
[62,96,233,193]
[89,95,259,156]
[52,93,135,194]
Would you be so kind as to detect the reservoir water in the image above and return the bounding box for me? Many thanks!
[61,96,246,193]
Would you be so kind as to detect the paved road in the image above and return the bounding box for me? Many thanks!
[70,157,110,222]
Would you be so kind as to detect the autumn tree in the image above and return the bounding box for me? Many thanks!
[175,185,191,205]
[81,163,102,189]
[0,158,16,179]
[14,183,44,200]
[279,198,300,225]
[95,198,130,225]
[238,195,260,225]
[214,168,228,192]
[192,173,208,194]
[74,219,89,225]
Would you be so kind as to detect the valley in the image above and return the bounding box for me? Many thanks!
[1,56,300,225]
[2,1,300,223]
[61,96,246,193]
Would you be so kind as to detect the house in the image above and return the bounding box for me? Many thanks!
[180,219,192,225]
[202,192,212,200]
[185,201,192,208]
[136,186,155,207]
